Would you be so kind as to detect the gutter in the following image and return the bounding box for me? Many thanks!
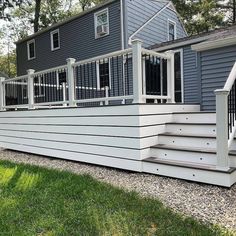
[128,1,171,45]
[192,36,236,52]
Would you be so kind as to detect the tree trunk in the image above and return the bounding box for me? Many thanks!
[233,0,236,23]
[34,0,41,33]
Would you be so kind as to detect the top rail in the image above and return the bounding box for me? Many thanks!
[141,48,171,60]
[2,75,28,83]
[223,62,236,91]
[74,48,133,66]
[33,64,68,77]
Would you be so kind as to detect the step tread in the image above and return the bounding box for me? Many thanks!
[151,144,236,156]
[172,111,216,115]
[167,122,216,126]
[144,157,236,173]
[159,132,217,139]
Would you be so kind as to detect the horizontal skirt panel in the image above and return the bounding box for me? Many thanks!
[0,116,140,126]
[0,135,143,160]
[0,142,142,172]
[0,105,140,117]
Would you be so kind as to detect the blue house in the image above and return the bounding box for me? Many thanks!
[0,0,236,187]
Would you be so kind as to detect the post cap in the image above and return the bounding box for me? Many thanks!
[27,69,35,74]
[131,39,143,45]
[66,58,76,64]
[214,89,230,95]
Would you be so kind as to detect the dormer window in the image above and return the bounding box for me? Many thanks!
[51,29,60,51]
[168,20,176,41]
[27,39,36,60]
[94,8,109,38]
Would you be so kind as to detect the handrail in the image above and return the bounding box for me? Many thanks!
[223,62,236,91]
[74,48,132,66]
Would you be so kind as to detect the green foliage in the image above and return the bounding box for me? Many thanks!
[173,0,226,35]
[0,160,233,235]
[0,51,16,77]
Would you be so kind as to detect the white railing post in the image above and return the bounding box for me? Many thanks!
[132,39,145,104]
[166,51,175,103]
[66,58,76,107]
[105,86,109,105]
[27,69,35,109]
[215,89,229,170]
[0,77,5,111]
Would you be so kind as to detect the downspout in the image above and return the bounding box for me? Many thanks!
[128,1,171,45]
[120,0,124,50]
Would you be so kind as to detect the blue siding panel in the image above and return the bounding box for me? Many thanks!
[126,0,187,48]
[201,46,236,111]
[17,0,121,76]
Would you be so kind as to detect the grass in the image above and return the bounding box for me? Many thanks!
[0,160,233,236]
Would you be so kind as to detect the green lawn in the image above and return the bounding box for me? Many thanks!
[0,160,232,236]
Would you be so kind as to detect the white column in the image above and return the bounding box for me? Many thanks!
[66,58,76,107]
[132,39,145,104]
[27,69,35,109]
[215,89,229,170]
[0,77,5,111]
[166,51,175,103]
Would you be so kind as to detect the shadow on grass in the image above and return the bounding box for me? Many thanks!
[0,160,233,236]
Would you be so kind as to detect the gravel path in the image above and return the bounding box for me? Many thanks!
[0,148,235,232]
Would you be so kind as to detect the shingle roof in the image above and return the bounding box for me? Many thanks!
[149,24,236,50]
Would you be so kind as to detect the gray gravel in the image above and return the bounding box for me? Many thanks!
[0,148,235,233]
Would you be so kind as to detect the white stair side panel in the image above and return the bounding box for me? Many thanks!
[142,162,232,187]
[0,142,142,172]
[165,124,216,136]
[173,113,216,124]
[150,148,216,165]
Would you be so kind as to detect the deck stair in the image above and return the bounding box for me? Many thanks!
[142,112,236,187]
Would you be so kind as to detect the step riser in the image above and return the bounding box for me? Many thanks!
[142,161,233,187]
[173,113,216,124]
[158,136,236,150]
[150,148,216,165]
[165,124,216,136]
[158,136,216,149]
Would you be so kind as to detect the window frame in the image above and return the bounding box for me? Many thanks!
[94,8,109,39]
[27,39,36,60]
[167,19,177,41]
[96,58,111,90]
[50,29,60,51]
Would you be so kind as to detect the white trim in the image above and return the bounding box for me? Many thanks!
[120,0,124,50]
[94,8,110,39]
[167,19,177,41]
[27,39,36,60]
[96,58,111,89]
[192,36,236,52]
[50,29,60,51]
[128,2,171,45]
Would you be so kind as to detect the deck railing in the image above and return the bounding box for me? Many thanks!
[215,61,236,170]
[0,40,175,111]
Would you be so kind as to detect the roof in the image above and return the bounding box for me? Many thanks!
[16,0,117,45]
[150,24,236,51]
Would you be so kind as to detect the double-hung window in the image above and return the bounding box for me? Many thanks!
[51,29,60,51]
[94,8,109,38]
[27,39,36,60]
[168,20,176,41]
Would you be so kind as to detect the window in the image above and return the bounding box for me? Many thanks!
[94,8,109,38]
[51,29,60,51]
[97,60,110,88]
[27,39,36,60]
[168,20,176,41]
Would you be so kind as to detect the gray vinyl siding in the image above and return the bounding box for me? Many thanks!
[200,45,236,111]
[183,46,200,104]
[126,0,187,48]
[17,0,121,76]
